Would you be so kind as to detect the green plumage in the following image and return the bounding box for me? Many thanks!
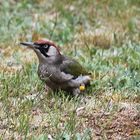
[60,57,89,77]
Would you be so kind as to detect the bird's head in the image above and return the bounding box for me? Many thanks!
[20,39,61,63]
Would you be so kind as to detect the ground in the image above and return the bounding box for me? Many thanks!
[0,0,140,139]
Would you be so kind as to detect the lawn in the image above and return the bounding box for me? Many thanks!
[0,0,140,139]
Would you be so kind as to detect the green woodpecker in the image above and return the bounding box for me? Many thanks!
[20,39,91,95]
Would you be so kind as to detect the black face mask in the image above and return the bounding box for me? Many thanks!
[37,44,50,57]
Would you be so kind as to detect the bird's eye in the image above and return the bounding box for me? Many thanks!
[44,45,49,49]
[43,44,50,53]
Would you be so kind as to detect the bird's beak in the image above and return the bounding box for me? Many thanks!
[20,42,38,49]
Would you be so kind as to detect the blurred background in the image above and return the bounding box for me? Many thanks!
[0,0,140,139]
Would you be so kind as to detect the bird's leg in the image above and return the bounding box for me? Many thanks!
[45,84,52,95]
[72,88,81,96]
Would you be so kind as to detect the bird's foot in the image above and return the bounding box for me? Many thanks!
[72,88,81,96]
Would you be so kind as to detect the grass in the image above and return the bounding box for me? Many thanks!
[0,0,140,139]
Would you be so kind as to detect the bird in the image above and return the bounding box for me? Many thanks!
[20,39,91,95]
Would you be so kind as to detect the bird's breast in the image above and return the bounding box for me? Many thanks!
[38,64,58,81]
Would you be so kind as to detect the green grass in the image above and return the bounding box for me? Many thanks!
[0,0,140,139]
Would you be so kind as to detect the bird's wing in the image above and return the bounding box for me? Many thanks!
[38,63,74,83]
[51,70,74,83]
[60,57,89,78]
